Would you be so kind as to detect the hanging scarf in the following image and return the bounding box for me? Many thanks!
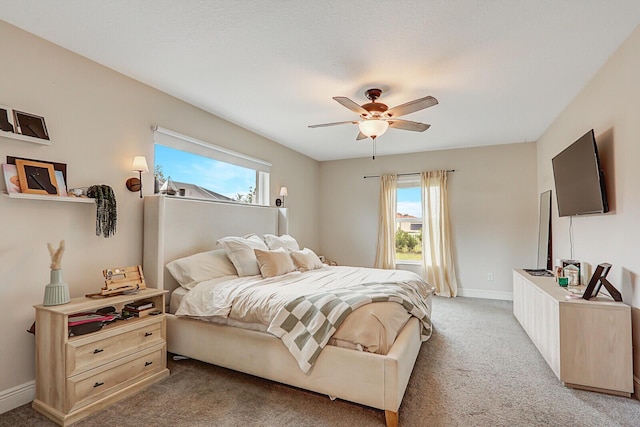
[87,185,117,238]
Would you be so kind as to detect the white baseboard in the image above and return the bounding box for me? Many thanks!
[0,380,34,415]
[457,288,513,301]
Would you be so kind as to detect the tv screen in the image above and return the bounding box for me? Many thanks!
[552,129,608,217]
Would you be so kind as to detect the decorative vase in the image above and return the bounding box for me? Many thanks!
[43,269,71,306]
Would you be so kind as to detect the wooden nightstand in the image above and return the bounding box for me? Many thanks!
[32,288,170,426]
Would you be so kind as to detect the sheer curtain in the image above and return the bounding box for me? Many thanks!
[374,174,397,269]
[421,170,458,297]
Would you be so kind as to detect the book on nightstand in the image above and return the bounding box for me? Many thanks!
[123,300,154,311]
[123,308,154,317]
[68,312,115,326]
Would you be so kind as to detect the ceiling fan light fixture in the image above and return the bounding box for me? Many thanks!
[358,119,389,139]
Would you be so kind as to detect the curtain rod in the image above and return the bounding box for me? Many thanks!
[363,170,456,179]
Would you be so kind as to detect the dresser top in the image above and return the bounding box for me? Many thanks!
[513,269,626,309]
[34,288,167,314]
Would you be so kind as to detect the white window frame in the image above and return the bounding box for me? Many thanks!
[153,126,271,205]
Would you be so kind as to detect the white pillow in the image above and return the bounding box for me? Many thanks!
[290,248,324,272]
[263,234,300,251]
[254,248,297,278]
[217,235,268,277]
[166,249,237,289]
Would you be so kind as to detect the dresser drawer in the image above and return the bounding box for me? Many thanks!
[66,317,164,376]
[66,343,165,412]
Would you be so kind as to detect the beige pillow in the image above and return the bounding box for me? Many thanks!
[263,234,300,251]
[166,249,237,289]
[290,248,324,272]
[254,248,297,278]
[217,235,268,277]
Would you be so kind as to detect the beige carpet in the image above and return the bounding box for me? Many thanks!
[2,297,639,426]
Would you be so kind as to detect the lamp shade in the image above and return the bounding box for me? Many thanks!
[279,187,288,197]
[358,119,389,139]
[132,156,149,173]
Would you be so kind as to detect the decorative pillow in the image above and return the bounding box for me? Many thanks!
[290,248,324,272]
[254,248,297,278]
[217,235,268,277]
[166,249,237,289]
[263,234,300,251]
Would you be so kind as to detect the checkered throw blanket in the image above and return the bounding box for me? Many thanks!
[266,281,432,373]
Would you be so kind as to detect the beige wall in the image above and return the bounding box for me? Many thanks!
[318,142,538,299]
[536,24,640,391]
[0,21,319,407]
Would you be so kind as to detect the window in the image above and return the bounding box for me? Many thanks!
[153,127,270,205]
[396,182,422,262]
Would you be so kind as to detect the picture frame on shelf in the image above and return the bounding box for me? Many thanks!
[54,170,68,196]
[15,159,59,196]
[7,156,67,184]
[0,105,15,133]
[2,163,21,193]
[13,110,49,140]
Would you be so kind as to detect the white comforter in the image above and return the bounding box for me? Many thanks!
[175,265,432,327]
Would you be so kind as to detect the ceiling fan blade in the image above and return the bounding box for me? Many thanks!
[356,131,368,140]
[308,120,357,128]
[333,96,369,115]
[388,119,431,132]
[385,96,438,118]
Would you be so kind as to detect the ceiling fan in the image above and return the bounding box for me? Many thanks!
[309,88,438,158]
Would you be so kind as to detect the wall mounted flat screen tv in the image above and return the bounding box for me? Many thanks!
[552,129,608,217]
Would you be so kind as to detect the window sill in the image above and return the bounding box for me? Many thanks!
[396,260,422,266]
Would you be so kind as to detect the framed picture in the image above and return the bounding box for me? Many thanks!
[7,156,67,184]
[2,163,21,193]
[55,170,68,196]
[0,105,15,133]
[15,159,59,195]
[13,110,49,140]
[582,262,622,301]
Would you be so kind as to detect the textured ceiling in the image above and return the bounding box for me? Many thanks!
[1,1,639,161]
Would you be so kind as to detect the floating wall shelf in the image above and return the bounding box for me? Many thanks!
[1,192,94,203]
[0,129,51,146]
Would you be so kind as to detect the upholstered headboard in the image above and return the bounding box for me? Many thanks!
[143,195,286,293]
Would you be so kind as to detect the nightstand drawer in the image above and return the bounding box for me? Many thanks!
[66,343,165,412]
[66,318,164,376]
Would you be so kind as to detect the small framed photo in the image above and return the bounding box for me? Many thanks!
[0,105,15,133]
[55,170,68,196]
[15,159,59,195]
[2,163,21,193]
[13,110,49,140]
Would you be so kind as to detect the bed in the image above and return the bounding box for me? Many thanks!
[142,195,433,426]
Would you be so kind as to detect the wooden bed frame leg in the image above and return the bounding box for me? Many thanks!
[385,410,399,427]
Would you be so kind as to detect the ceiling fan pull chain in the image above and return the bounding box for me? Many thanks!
[372,137,376,160]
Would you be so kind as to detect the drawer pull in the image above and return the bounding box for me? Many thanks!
[93,381,104,388]
[144,361,153,367]
[144,332,153,337]
[93,348,104,354]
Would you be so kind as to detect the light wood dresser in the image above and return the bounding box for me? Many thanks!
[513,269,632,396]
[33,288,170,426]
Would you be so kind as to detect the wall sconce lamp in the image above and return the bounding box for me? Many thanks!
[276,186,288,207]
[126,156,149,198]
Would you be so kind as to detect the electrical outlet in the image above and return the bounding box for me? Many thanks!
[487,273,494,281]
